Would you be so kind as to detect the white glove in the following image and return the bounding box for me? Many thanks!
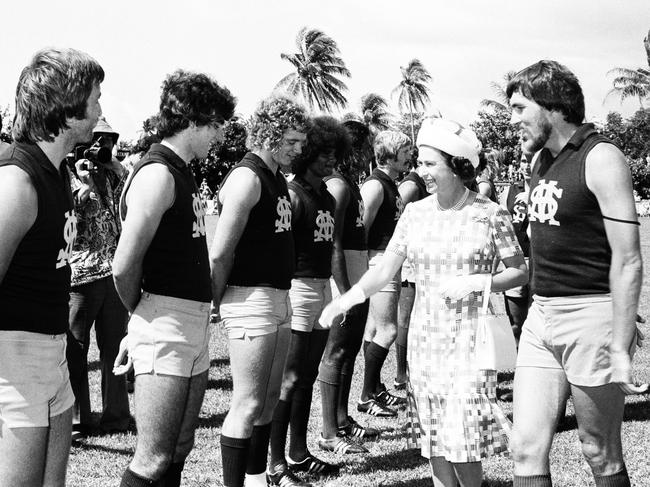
[439,274,490,301]
[319,285,366,329]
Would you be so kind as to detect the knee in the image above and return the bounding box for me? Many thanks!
[510,430,543,467]
[322,345,345,368]
[579,432,621,475]
[229,396,265,427]
[377,324,398,344]
[280,370,299,397]
[132,450,173,479]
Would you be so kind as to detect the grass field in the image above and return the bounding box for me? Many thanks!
[67,216,650,487]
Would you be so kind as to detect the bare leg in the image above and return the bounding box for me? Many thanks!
[222,328,290,438]
[571,383,626,477]
[430,457,458,487]
[0,407,72,487]
[453,461,483,487]
[364,290,399,349]
[511,367,570,476]
[396,284,414,384]
[172,371,208,462]
[129,374,191,480]
[42,408,73,487]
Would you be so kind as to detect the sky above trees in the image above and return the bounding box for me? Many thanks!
[1,0,649,141]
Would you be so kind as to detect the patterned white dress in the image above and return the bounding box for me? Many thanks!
[386,192,522,462]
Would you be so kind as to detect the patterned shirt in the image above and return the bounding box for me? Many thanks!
[69,167,128,286]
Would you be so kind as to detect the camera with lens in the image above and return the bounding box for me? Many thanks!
[68,136,113,172]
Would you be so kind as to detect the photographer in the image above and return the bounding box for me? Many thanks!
[66,117,130,438]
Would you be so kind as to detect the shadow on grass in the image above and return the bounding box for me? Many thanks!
[377,478,431,487]
[73,442,133,456]
[378,474,515,487]
[345,447,426,476]
[197,411,227,429]
[88,360,101,372]
[210,358,229,368]
[497,371,515,382]
[557,398,650,432]
[207,377,233,390]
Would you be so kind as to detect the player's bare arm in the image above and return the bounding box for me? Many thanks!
[0,166,37,284]
[398,179,420,207]
[209,167,261,307]
[586,142,643,383]
[113,163,174,312]
[360,179,383,241]
[327,178,351,294]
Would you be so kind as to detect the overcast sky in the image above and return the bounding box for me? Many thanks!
[1,0,649,141]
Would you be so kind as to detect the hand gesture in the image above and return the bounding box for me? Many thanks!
[112,335,133,376]
[611,349,649,395]
[319,300,345,329]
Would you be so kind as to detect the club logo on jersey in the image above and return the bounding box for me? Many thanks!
[529,179,562,226]
[191,192,207,238]
[275,196,292,233]
[314,210,334,242]
[395,196,404,221]
[56,210,78,269]
[512,191,529,224]
[356,200,364,227]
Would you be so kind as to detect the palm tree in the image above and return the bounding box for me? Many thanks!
[606,30,650,108]
[275,27,351,113]
[391,59,432,143]
[607,68,650,109]
[480,71,517,113]
[360,93,393,137]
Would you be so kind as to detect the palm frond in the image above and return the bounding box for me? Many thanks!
[276,26,350,113]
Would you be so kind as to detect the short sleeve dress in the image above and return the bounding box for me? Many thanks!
[386,191,522,462]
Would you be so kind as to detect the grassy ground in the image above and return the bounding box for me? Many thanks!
[67,217,650,486]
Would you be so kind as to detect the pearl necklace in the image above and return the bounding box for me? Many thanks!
[436,187,470,211]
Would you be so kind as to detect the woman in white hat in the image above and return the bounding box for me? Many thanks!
[320,118,528,486]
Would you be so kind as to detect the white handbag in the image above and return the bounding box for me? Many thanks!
[475,279,518,370]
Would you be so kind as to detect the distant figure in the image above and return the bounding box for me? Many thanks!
[476,148,499,202]
[66,117,131,438]
[0,111,10,156]
[499,151,533,346]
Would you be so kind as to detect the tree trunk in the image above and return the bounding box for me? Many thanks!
[408,95,415,148]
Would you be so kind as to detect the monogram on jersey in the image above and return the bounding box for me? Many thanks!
[314,210,334,242]
[56,210,78,269]
[275,196,292,233]
[529,179,563,226]
[356,200,364,227]
[191,192,207,238]
[512,191,529,224]
[395,196,404,221]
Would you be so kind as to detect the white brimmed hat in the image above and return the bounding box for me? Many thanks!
[416,118,482,167]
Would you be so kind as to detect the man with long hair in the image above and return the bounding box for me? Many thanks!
[0,47,104,487]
